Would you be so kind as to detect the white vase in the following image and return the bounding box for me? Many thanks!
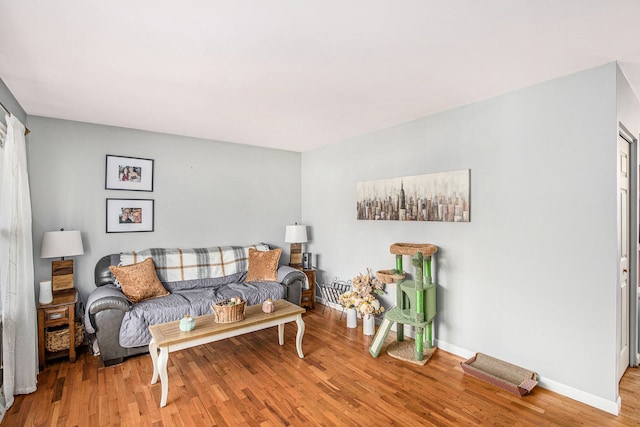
[346,308,357,328]
[39,280,53,304]
[363,314,375,336]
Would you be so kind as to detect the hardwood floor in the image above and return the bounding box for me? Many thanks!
[5,304,640,426]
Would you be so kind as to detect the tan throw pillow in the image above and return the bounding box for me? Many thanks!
[109,258,169,303]
[245,248,282,282]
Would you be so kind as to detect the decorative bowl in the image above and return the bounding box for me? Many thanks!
[179,315,195,332]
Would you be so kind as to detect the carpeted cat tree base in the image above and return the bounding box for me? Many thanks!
[386,340,437,366]
[461,353,538,396]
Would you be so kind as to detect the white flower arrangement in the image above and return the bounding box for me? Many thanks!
[339,268,385,316]
[351,268,384,299]
[357,294,384,317]
[338,290,362,309]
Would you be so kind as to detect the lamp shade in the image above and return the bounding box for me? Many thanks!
[41,230,84,259]
[284,224,307,243]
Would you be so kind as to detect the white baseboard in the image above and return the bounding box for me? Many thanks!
[536,376,620,416]
[434,339,476,361]
[318,300,342,312]
[434,339,620,416]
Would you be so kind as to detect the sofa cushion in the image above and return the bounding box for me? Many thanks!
[246,248,282,282]
[109,258,169,303]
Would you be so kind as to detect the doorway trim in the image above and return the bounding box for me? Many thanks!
[619,122,638,372]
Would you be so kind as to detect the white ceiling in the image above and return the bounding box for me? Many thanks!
[2,1,640,152]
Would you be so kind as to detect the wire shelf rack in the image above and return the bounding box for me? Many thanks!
[317,278,351,317]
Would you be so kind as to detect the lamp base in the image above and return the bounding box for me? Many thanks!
[52,259,74,292]
[289,243,303,268]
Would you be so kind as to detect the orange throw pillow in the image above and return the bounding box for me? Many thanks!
[245,248,282,282]
[109,258,169,303]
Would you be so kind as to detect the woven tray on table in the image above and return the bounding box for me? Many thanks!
[46,323,84,353]
[212,300,246,323]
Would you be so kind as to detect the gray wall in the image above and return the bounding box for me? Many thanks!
[301,63,623,409]
[0,78,26,124]
[26,117,301,302]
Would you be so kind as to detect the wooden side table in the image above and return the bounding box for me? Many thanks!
[298,268,316,309]
[37,288,78,370]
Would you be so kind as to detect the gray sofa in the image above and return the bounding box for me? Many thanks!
[85,247,305,366]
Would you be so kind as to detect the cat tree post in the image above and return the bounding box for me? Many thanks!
[395,253,405,341]
[423,255,433,349]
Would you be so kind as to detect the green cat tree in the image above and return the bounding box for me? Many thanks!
[369,243,438,363]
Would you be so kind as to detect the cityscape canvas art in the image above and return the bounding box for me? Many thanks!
[356,169,470,222]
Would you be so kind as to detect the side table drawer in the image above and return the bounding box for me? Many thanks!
[301,290,313,308]
[43,306,69,324]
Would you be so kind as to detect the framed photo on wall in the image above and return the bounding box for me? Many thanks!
[105,155,154,191]
[106,198,154,233]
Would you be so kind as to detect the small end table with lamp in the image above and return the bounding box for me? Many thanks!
[37,229,84,370]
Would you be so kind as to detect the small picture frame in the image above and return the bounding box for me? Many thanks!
[105,155,154,192]
[106,198,154,233]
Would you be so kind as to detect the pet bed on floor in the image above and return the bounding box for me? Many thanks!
[461,353,538,396]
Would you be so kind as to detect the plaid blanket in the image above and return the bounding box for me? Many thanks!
[119,244,269,283]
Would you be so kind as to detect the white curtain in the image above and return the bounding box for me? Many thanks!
[0,114,37,421]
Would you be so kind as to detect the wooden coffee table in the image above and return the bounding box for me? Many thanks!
[149,299,305,407]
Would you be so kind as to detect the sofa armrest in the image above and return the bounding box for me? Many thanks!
[85,283,148,366]
[89,296,131,314]
[87,295,131,334]
[278,265,306,286]
[85,285,132,333]
[277,266,305,306]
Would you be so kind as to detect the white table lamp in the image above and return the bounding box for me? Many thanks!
[41,229,84,292]
[284,223,307,268]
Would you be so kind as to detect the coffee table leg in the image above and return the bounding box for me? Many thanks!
[149,339,159,384]
[278,323,284,345]
[295,314,305,358]
[158,348,169,407]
